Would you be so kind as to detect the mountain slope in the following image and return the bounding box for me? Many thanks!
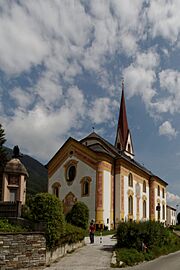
[5,147,48,195]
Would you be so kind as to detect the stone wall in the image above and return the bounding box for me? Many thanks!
[0,232,46,270]
[46,240,85,265]
[0,232,85,269]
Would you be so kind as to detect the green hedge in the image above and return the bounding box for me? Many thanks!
[115,221,180,266]
[58,223,86,245]
[0,219,26,232]
[116,248,144,267]
[116,221,178,251]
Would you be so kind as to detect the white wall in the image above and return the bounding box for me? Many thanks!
[154,186,166,222]
[49,156,96,221]
[115,173,121,223]
[103,170,111,229]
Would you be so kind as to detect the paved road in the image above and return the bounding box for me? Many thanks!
[44,235,180,270]
[44,235,116,270]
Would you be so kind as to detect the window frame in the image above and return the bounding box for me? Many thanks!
[80,176,92,197]
[128,195,133,215]
[128,173,133,187]
[143,180,146,193]
[143,200,146,219]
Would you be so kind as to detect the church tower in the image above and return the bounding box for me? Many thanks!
[115,81,134,159]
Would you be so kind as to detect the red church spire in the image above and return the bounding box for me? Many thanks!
[115,80,130,152]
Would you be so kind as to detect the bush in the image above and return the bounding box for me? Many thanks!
[0,218,26,232]
[59,223,86,245]
[116,221,180,266]
[116,248,144,267]
[116,221,178,251]
[66,201,89,230]
[29,193,65,248]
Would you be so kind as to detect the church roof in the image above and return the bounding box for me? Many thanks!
[80,132,120,157]
[115,83,129,150]
[80,131,168,186]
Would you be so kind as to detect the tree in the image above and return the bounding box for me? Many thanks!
[0,124,8,171]
[29,193,65,248]
[66,201,89,230]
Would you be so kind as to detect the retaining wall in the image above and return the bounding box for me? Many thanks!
[0,232,84,270]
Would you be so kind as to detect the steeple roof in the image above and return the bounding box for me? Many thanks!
[115,81,129,150]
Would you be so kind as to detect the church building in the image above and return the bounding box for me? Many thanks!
[47,83,168,229]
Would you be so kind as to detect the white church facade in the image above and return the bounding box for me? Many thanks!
[47,84,168,229]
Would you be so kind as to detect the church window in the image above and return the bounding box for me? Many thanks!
[143,200,146,218]
[52,182,61,198]
[162,204,165,220]
[128,143,131,153]
[64,160,78,185]
[67,165,76,181]
[158,185,160,196]
[162,188,165,198]
[157,203,160,220]
[128,195,133,215]
[143,181,146,193]
[128,173,133,187]
[80,177,92,197]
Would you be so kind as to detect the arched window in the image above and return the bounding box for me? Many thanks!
[128,195,133,215]
[143,181,146,193]
[80,177,92,197]
[162,188,165,198]
[162,204,165,220]
[158,203,160,220]
[143,200,146,218]
[128,173,133,187]
[158,185,160,196]
[52,182,61,198]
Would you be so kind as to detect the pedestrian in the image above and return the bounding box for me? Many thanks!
[89,220,95,244]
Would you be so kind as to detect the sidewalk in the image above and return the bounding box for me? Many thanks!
[43,235,117,270]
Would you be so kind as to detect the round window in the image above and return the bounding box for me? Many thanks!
[67,165,76,182]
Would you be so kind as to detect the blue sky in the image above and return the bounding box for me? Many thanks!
[0,0,180,208]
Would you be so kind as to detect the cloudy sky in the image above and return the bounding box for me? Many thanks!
[0,0,180,208]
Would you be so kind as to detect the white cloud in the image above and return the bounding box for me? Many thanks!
[148,0,180,44]
[159,121,177,138]
[89,97,114,124]
[123,50,159,108]
[1,86,85,161]
[10,87,34,109]
[151,69,180,114]
[167,191,180,207]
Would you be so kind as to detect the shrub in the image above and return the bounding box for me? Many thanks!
[66,201,89,230]
[59,223,86,245]
[116,248,144,267]
[29,193,65,248]
[116,221,180,266]
[116,221,178,251]
[0,218,26,232]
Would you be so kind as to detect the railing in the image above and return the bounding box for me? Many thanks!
[0,201,22,217]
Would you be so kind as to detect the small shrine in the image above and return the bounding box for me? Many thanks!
[0,146,28,217]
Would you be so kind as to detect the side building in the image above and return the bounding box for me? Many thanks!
[166,205,176,226]
[47,84,168,229]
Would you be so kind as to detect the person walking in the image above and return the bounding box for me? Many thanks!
[89,220,95,244]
